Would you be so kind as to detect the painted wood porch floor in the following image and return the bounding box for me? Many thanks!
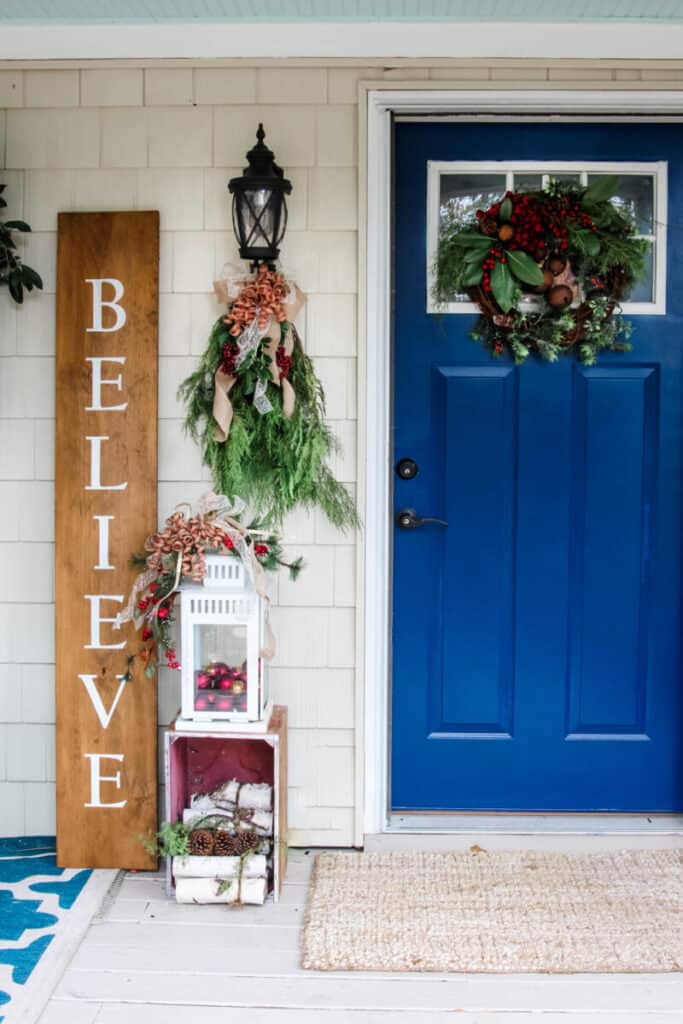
[38,847,683,1024]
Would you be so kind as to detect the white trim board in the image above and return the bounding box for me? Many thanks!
[360,87,683,839]
[389,813,683,834]
[3,21,683,60]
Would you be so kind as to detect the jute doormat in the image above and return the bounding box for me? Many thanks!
[302,848,683,973]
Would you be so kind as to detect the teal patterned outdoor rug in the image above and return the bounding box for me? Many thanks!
[0,836,113,1023]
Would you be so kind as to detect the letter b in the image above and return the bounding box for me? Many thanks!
[86,278,126,333]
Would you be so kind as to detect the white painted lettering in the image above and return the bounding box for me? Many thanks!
[93,515,115,571]
[79,674,128,730]
[85,357,128,412]
[86,278,127,333]
[84,753,127,808]
[85,436,128,491]
[84,594,126,650]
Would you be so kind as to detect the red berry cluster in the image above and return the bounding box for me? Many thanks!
[477,189,596,260]
[480,247,506,294]
[137,582,157,615]
[220,341,240,377]
[165,646,180,670]
[275,344,292,379]
[541,193,595,253]
[506,193,547,254]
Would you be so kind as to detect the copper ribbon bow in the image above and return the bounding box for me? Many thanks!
[211,277,306,443]
[114,493,276,659]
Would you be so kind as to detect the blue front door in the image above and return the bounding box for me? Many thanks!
[392,121,683,812]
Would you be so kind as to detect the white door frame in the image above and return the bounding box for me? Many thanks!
[358,87,683,840]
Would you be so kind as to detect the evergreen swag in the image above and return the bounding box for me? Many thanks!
[433,176,649,365]
[180,296,359,529]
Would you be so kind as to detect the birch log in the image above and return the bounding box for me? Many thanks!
[238,783,272,811]
[175,876,267,905]
[172,854,267,879]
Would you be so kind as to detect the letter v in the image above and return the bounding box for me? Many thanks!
[79,674,128,730]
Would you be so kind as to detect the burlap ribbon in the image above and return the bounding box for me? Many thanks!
[212,281,306,443]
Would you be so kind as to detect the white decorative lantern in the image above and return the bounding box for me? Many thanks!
[180,555,270,724]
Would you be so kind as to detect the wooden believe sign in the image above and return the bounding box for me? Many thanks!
[55,212,159,869]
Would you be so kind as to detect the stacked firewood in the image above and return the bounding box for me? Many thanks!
[173,779,274,905]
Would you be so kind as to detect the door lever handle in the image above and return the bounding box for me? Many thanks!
[396,508,449,530]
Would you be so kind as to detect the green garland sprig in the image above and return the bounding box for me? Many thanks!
[179,317,359,529]
[434,176,649,366]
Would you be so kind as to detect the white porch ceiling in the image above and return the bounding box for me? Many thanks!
[1,0,682,22]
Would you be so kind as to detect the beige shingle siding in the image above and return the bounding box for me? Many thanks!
[2,58,682,841]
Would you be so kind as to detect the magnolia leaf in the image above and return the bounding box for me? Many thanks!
[507,249,544,286]
[581,231,601,257]
[463,245,488,264]
[452,234,492,249]
[490,261,515,313]
[583,175,619,206]
[460,263,483,287]
[499,197,513,223]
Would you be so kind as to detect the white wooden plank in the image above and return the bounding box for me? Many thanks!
[82,921,300,952]
[116,876,167,900]
[277,882,309,905]
[124,868,166,880]
[38,1001,102,1024]
[86,1005,683,1024]
[53,969,683,1013]
[279,853,316,883]
[100,898,151,922]
[70,939,304,975]
[142,898,304,927]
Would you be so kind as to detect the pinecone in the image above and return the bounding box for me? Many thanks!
[234,830,261,856]
[214,830,237,856]
[189,829,215,856]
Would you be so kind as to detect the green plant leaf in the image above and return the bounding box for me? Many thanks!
[8,270,23,304]
[461,264,483,287]
[507,249,544,286]
[4,220,31,232]
[452,234,492,250]
[580,230,601,257]
[499,197,513,222]
[490,261,515,313]
[463,245,488,264]
[583,175,619,206]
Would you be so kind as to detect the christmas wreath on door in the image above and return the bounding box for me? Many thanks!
[433,176,649,365]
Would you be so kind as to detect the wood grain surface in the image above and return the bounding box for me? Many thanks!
[55,211,159,869]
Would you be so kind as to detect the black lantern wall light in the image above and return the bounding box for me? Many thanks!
[228,124,292,269]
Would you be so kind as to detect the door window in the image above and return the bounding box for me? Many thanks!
[427,162,666,315]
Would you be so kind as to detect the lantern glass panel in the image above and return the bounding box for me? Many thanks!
[193,623,249,715]
[245,188,276,246]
